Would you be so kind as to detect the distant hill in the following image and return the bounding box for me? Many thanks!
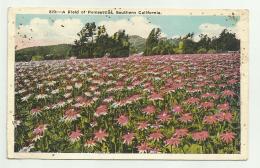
[15,35,146,61]
[15,44,73,62]
[128,35,179,55]
[129,35,146,54]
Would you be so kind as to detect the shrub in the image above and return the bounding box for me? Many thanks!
[31,55,43,61]
[197,48,207,54]
[207,49,217,54]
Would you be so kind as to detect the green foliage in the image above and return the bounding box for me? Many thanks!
[183,39,197,54]
[72,22,97,58]
[197,48,207,54]
[15,44,73,62]
[197,34,211,51]
[15,26,240,62]
[109,30,130,57]
[211,29,240,52]
[144,28,179,56]
[129,35,146,54]
[72,23,130,58]
[31,55,43,61]
[144,29,240,56]
[144,28,162,56]
[178,41,184,50]
[207,49,217,54]
[130,46,138,54]
[158,40,175,55]
[183,144,203,154]
[93,26,111,58]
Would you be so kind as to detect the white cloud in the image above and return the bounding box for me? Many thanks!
[98,16,164,38]
[172,20,243,43]
[193,35,201,42]
[16,16,166,49]
[195,20,242,41]
[172,35,181,39]
[16,18,83,47]
[16,16,244,50]
[198,23,227,38]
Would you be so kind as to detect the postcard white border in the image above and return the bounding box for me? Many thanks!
[7,7,249,160]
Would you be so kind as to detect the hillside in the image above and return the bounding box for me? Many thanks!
[15,36,146,61]
[15,44,73,62]
[129,35,146,54]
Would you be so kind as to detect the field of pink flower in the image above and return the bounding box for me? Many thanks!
[14,53,240,154]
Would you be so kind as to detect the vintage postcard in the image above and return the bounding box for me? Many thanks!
[7,8,248,160]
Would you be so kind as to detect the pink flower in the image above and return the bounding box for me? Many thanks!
[178,113,193,123]
[137,121,149,130]
[128,94,142,102]
[203,115,218,124]
[192,131,209,141]
[172,105,183,114]
[217,103,230,111]
[174,128,189,138]
[165,137,181,147]
[149,93,164,101]
[137,142,151,153]
[213,75,221,81]
[200,101,214,109]
[201,93,219,100]
[222,90,236,97]
[149,130,164,141]
[142,105,156,115]
[132,80,142,86]
[95,105,108,117]
[185,97,200,105]
[219,84,227,88]
[122,132,135,145]
[117,115,129,126]
[188,88,201,93]
[31,108,42,116]
[84,139,96,147]
[75,96,85,103]
[216,112,233,122]
[220,131,236,143]
[227,79,238,85]
[94,129,108,142]
[157,111,171,123]
[69,129,82,142]
[64,109,80,122]
[33,124,48,135]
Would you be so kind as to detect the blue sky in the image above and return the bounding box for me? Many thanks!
[15,14,240,49]
[16,14,238,37]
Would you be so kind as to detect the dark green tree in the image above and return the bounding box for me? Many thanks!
[72,22,97,58]
[109,30,130,57]
[72,23,130,58]
[144,28,161,55]
[197,34,211,51]
[93,25,110,57]
[212,29,240,52]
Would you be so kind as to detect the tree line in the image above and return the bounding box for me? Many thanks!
[15,22,240,61]
[144,28,240,56]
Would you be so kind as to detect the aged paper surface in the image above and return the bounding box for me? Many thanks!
[7,7,248,160]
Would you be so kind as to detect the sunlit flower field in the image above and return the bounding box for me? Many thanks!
[14,53,240,153]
